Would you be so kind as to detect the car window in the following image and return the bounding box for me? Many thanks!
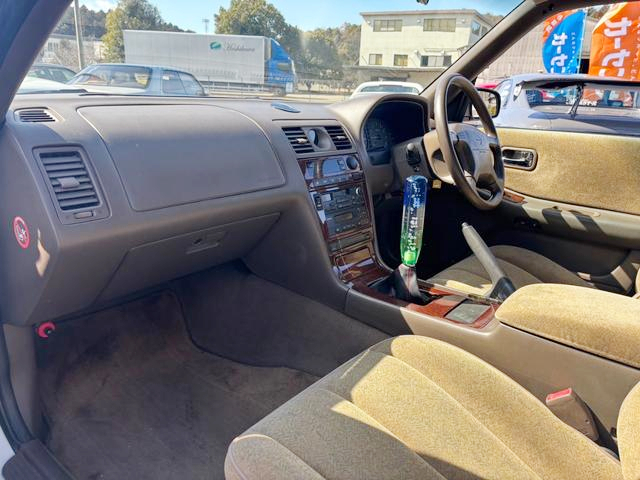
[178,72,204,96]
[521,84,640,118]
[70,65,151,89]
[49,67,75,83]
[162,71,186,95]
[495,80,512,106]
[482,2,640,134]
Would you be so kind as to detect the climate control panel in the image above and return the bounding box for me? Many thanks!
[312,187,368,237]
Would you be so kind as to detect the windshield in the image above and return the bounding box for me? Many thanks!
[24,0,523,100]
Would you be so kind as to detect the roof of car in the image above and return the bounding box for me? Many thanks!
[505,73,640,87]
[31,63,75,70]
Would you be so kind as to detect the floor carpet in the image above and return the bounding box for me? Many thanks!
[37,291,318,480]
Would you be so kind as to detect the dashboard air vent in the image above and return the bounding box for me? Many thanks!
[16,108,56,123]
[282,127,314,154]
[39,150,100,211]
[325,125,352,150]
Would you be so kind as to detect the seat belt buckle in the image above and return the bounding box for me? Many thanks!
[546,388,599,441]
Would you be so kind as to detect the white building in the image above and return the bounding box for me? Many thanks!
[38,33,104,69]
[355,9,493,84]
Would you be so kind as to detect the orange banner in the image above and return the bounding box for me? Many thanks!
[589,2,640,80]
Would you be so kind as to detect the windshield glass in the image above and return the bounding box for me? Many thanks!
[24,0,523,99]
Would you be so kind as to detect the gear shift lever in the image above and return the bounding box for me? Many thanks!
[392,175,429,303]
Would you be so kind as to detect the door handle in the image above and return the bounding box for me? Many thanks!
[502,147,537,170]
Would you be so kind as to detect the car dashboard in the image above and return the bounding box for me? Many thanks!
[0,93,429,327]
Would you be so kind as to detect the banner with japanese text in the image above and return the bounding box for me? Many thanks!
[589,2,640,79]
[542,10,587,74]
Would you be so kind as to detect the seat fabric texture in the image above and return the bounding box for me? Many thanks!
[225,335,630,480]
[427,245,592,296]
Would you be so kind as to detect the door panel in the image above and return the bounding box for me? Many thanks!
[498,128,640,215]
[493,127,640,293]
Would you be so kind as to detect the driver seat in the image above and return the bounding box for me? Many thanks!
[427,245,593,296]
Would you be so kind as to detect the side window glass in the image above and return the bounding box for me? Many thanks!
[162,71,186,95]
[481,3,640,134]
[179,72,204,96]
[495,80,512,107]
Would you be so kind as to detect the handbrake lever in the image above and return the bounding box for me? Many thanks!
[461,223,516,301]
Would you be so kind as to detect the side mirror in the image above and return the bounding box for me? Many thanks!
[472,88,501,118]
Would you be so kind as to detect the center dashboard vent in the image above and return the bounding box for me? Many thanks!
[282,127,315,154]
[282,125,353,156]
[15,108,56,123]
[35,147,109,224]
[325,125,352,151]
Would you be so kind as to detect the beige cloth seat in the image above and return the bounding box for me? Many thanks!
[427,245,592,296]
[225,336,640,480]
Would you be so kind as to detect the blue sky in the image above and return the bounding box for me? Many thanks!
[82,0,520,32]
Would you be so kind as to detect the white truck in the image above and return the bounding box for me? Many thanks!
[123,30,296,93]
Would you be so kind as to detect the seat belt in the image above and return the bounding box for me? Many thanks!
[546,388,599,441]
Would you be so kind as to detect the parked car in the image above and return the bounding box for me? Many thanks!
[494,73,640,134]
[67,63,206,96]
[28,63,76,83]
[351,81,423,97]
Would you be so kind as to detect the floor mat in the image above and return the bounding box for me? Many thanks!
[37,292,318,480]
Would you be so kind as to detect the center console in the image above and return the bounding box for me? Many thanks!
[299,143,497,330]
[300,154,383,283]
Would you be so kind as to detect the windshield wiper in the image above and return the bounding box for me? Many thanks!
[568,84,584,119]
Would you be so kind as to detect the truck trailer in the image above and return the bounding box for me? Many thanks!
[123,30,296,94]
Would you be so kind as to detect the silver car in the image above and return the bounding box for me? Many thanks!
[68,63,206,96]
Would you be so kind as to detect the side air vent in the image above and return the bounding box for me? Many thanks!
[325,125,352,150]
[35,147,109,224]
[16,108,56,123]
[282,127,314,154]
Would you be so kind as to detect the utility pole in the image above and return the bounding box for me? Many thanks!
[73,0,85,70]
[202,18,210,34]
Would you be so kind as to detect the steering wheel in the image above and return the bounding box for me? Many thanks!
[432,73,504,210]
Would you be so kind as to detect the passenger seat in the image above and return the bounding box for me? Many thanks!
[225,336,638,480]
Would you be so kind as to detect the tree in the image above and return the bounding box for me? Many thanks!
[334,23,361,67]
[53,5,107,39]
[102,0,188,62]
[215,0,300,57]
[214,0,361,87]
[298,29,342,81]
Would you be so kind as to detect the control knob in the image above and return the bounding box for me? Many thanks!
[346,156,359,170]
